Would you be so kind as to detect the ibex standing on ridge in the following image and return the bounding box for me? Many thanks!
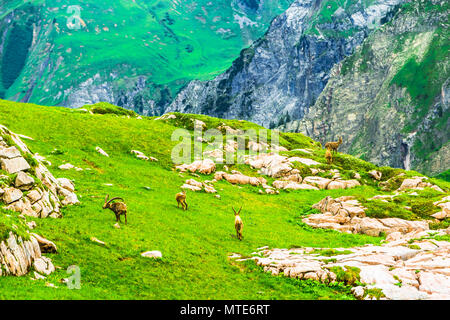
[176,190,188,210]
[103,195,127,224]
[233,206,244,241]
[325,137,343,154]
[325,148,333,164]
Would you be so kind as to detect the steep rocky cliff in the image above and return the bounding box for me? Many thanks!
[284,0,449,176]
[167,0,405,126]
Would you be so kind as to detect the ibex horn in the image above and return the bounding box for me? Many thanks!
[106,197,124,207]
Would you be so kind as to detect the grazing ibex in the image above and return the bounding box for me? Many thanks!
[325,148,333,164]
[325,137,343,154]
[233,206,243,241]
[176,190,188,210]
[103,195,127,224]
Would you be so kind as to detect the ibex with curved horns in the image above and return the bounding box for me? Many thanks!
[103,195,127,224]
[233,206,243,241]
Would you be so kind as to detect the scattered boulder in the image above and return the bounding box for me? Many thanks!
[326,180,347,190]
[185,179,203,189]
[193,119,206,131]
[141,251,162,259]
[95,147,109,157]
[204,184,217,194]
[58,163,75,170]
[57,186,80,206]
[398,176,444,193]
[182,178,217,193]
[181,183,202,192]
[90,237,106,246]
[33,256,55,276]
[214,171,265,187]
[131,150,159,162]
[303,177,331,190]
[176,159,216,175]
[30,233,57,253]
[369,170,382,180]
[131,150,149,161]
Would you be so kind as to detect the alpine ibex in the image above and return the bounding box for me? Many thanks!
[233,206,243,241]
[325,137,343,154]
[103,195,127,224]
[176,190,188,210]
[325,148,333,164]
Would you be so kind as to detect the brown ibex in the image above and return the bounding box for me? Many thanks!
[103,195,127,224]
[325,137,343,154]
[325,148,333,164]
[233,206,243,241]
[176,190,188,210]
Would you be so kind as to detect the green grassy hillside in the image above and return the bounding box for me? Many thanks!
[0,0,292,109]
[0,100,447,299]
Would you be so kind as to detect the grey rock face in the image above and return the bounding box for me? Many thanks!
[64,73,171,117]
[0,124,79,218]
[168,0,405,127]
[286,0,449,175]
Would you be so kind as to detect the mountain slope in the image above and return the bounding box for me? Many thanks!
[284,0,449,176]
[0,99,448,299]
[167,0,405,126]
[0,0,293,115]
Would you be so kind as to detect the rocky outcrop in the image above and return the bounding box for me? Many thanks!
[304,196,429,236]
[235,232,450,300]
[0,232,55,277]
[0,125,79,218]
